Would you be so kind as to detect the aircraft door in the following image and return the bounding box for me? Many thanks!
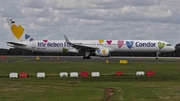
[31,41,36,52]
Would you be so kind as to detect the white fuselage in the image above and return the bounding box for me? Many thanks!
[6,18,175,58]
[13,39,175,53]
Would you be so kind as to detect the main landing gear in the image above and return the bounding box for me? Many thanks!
[83,51,91,59]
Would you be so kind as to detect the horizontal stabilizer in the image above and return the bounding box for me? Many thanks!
[7,42,26,46]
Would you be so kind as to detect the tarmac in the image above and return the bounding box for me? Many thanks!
[39,56,180,63]
[1,56,180,63]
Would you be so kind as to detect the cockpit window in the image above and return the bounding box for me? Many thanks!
[166,44,172,46]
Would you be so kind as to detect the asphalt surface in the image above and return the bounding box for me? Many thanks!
[40,56,180,63]
[1,56,180,63]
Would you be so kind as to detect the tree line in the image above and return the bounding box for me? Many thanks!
[0,43,180,57]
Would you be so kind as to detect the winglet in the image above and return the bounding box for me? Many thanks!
[63,35,71,44]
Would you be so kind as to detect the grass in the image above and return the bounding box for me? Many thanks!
[0,57,180,101]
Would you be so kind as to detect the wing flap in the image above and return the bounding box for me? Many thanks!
[73,44,98,51]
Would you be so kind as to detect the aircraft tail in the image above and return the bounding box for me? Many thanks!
[6,18,34,42]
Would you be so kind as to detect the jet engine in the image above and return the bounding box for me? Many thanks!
[95,49,110,57]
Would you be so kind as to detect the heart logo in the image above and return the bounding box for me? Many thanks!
[29,38,34,42]
[25,34,30,39]
[97,49,100,53]
[158,42,165,49]
[11,24,24,39]
[43,40,48,42]
[117,40,124,48]
[126,41,134,49]
[106,40,112,45]
[102,50,106,54]
[62,48,68,53]
[99,40,104,44]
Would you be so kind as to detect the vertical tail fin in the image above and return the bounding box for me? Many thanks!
[6,18,34,42]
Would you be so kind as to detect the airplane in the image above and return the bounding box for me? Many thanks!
[6,18,175,59]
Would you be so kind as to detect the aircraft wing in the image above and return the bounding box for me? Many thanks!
[64,35,98,51]
[71,44,98,51]
[6,42,26,46]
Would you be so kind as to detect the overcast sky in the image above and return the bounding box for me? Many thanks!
[0,0,180,49]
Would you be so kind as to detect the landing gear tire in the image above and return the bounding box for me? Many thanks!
[83,56,91,59]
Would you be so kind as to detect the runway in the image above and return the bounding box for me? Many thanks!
[1,56,180,63]
[41,56,180,62]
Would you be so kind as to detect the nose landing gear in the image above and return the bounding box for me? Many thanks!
[156,52,160,59]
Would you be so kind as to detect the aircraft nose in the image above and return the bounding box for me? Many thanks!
[172,47,175,51]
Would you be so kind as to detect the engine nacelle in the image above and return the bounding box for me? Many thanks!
[95,49,110,57]
[68,48,79,53]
